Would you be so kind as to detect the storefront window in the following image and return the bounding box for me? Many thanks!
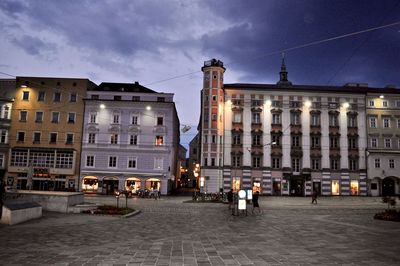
[350,180,359,195]
[145,178,160,190]
[232,176,241,192]
[82,176,98,192]
[125,178,141,193]
[332,180,340,195]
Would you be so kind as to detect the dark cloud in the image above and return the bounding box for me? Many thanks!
[11,35,57,56]
[0,0,27,17]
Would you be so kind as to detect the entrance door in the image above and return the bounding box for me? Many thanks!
[103,179,119,195]
[382,177,395,196]
[290,177,304,196]
[312,182,321,196]
[272,181,281,195]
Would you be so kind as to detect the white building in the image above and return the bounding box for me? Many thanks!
[199,59,373,196]
[80,82,180,195]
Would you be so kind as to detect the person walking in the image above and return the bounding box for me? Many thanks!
[311,190,318,204]
[252,191,260,214]
[227,189,233,210]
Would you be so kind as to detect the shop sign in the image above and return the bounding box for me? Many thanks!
[238,199,246,210]
[247,189,253,200]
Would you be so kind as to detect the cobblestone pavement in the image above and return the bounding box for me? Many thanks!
[0,196,399,266]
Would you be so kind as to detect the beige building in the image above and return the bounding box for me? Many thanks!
[7,77,96,191]
[366,90,400,196]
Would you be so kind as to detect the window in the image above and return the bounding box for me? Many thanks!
[204,157,208,166]
[212,135,217,144]
[38,91,45,101]
[233,134,241,145]
[348,116,357,127]
[251,100,261,107]
[88,133,96,144]
[272,113,281,124]
[20,111,27,122]
[331,159,339,170]
[272,134,281,146]
[0,130,7,144]
[132,115,139,125]
[272,157,280,169]
[369,100,374,107]
[204,135,208,144]
[91,94,99,100]
[292,158,301,172]
[311,159,320,170]
[212,114,217,121]
[290,101,300,108]
[272,100,281,108]
[33,132,41,143]
[157,97,165,102]
[68,113,76,123]
[369,117,377,128]
[211,158,216,166]
[52,112,60,123]
[292,136,300,147]
[396,100,400,108]
[0,154,4,167]
[70,93,77,102]
[371,138,377,148]
[50,133,57,144]
[329,114,338,127]
[382,100,388,107]
[311,113,320,126]
[113,114,120,124]
[1,105,10,119]
[233,112,242,123]
[252,135,261,145]
[86,156,94,167]
[349,159,358,171]
[90,113,97,123]
[114,95,121,101]
[128,157,137,168]
[383,118,390,128]
[157,116,164,126]
[397,119,400,128]
[54,92,61,102]
[130,135,138,145]
[330,137,339,148]
[232,156,241,167]
[17,132,25,142]
[389,159,395,169]
[10,150,28,167]
[291,112,300,125]
[375,159,380,168]
[22,91,29,101]
[154,158,163,169]
[252,112,261,123]
[110,134,118,144]
[348,138,358,149]
[108,156,117,168]
[66,133,74,144]
[384,138,392,148]
[35,111,43,122]
[132,96,140,101]
[311,136,320,148]
[252,156,261,168]
[155,135,164,145]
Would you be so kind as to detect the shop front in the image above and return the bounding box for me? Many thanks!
[125,177,141,194]
[103,177,119,195]
[331,180,340,195]
[145,178,161,191]
[290,176,304,196]
[350,180,359,195]
[82,176,99,193]
[272,178,281,195]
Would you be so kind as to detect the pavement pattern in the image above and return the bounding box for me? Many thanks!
[0,196,399,266]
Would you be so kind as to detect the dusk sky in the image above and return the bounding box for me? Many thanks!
[1,0,400,148]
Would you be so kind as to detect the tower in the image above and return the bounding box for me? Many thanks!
[200,59,225,193]
[277,53,292,86]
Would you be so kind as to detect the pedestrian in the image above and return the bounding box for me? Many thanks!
[311,190,317,204]
[252,191,260,214]
[0,180,5,219]
[227,189,233,210]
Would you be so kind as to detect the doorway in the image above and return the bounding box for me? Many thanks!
[382,177,395,196]
[290,177,304,196]
[312,181,321,196]
[103,178,119,195]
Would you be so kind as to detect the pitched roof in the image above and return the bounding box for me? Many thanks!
[93,82,157,93]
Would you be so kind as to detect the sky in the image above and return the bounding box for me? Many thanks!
[1,0,400,150]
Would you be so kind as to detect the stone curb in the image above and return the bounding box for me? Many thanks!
[121,209,141,218]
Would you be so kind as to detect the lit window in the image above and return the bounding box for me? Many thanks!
[155,136,164,145]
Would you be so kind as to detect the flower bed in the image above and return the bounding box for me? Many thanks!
[374,210,400,222]
[82,205,134,215]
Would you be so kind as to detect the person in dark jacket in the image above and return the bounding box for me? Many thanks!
[252,191,260,214]
[227,189,233,210]
[311,190,318,204]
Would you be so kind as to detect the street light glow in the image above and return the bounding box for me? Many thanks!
[100,104,105,109]
[146,106,151,110]
[305,100,312,107]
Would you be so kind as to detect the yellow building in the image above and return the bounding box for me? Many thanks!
[7,77,96,191]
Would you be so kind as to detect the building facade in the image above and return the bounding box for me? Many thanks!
[366,91,400,196]
[0,79,15,184]
[7,77,96,191]
[80,82,180,195]
[188,133,200,188]
[199,59,399,196]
